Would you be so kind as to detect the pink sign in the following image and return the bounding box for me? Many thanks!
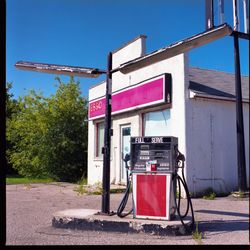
[89,74,171,120]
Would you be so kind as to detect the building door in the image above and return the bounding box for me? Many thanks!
[120,125,131,184]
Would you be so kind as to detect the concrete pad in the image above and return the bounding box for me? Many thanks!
[52,208,193,236]
[53,209,99,218]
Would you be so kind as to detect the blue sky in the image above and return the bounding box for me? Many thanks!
[6,0,249,99]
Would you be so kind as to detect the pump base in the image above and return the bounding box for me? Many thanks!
[52,208,192,236]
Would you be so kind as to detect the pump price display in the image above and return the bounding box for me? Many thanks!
[130,136,178,173]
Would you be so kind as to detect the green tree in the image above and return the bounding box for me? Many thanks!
[45,77,88,181]
[6,77,88,182]
[6,82,20,175]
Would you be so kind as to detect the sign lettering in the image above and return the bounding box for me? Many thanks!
[90,100,102,112]
[151,137,163,143]
[88,74,171,120]
[135,137,144,143]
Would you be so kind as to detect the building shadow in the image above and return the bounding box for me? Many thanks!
[195,209,249,218]
[194,209,249,234]
[197,219,249,233]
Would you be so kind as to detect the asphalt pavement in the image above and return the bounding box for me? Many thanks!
[5,182,250,245]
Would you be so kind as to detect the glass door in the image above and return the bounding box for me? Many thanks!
[120,125,131,183]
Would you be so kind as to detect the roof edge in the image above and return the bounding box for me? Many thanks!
[189,66,249,78]
[189,90,249,103]
[112,35,147,54]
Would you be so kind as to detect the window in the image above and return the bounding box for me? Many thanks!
[143,109,171,136]
[96,122,104,158]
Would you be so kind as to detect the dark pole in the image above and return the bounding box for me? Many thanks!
[233,32,247,192]
[101,52,112,214]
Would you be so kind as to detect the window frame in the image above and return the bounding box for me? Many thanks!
[95,121,105,159]
[142,108,171,136]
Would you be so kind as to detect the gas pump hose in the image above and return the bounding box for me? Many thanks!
[173,152,195,232]
[116,172,133,218]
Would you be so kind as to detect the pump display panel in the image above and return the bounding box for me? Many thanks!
[130,136,178,173]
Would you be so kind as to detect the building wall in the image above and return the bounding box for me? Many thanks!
[88,36,187,185]
[185,96,249,196]
[87,36,146,185]
[88,36,249,195]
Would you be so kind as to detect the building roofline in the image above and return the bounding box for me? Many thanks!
[112,35,147,54]
[189,90,249,103]
[89,80,106,90]
[190,66,249,78]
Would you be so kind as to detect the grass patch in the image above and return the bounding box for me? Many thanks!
[73,177,89,195]
[202,188,216,200]
[74,184,87,195]
[110,188,126,194]
[6,175,54,185]
[74,180,102,195]
[232,190,249,198]
[73,179,127,196]
[76,177,88,185]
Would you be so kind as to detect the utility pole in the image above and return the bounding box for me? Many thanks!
[233,32,247,192]
[101,52,113,214]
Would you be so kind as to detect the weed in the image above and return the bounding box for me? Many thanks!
[232,190,249,198]
[76,177,87,185]
[238,191,246,198]
[74,183,87,196]
[91,181,103,195]
[175,189,180,198]
[110,188,126,194]
[202,188,216,200]
[192,222,203,244]
[24,183,32,189]
[73,181,102,195]
[73,180,128,196]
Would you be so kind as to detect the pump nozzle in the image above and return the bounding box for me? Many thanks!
[123,153,130,163]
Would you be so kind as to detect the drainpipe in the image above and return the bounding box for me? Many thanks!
[209,112,215,191]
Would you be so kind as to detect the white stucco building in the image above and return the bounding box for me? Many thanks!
[87,35,249,196]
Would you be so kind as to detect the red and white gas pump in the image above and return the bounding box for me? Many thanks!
[130,136,178,221]
[116,136,195,230]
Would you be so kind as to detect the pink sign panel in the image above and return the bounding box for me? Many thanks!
[89,74,171,120]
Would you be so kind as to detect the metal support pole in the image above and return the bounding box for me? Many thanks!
[218,0,225,25]
[243,0,249,34]
[205,0,214,29]
[232,0,239,31]
[101,52,112,214]
[233,33,247,192]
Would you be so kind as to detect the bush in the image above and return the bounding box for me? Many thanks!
[6,77,88,182]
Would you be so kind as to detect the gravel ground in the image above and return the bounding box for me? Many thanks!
[6,182,250,245]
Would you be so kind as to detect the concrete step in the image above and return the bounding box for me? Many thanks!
[52,208,193,236]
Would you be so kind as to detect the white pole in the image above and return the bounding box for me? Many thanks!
[243,0,249,33]
[232,0,239,31]
[218,0,225,24]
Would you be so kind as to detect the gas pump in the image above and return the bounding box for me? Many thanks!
[116,136,195,231]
